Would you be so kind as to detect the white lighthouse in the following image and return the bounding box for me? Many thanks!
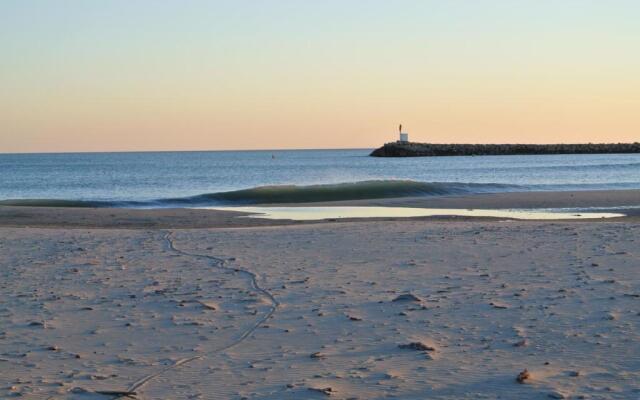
[398,124,409,143]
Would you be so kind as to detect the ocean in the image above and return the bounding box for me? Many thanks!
[1,149,640,208]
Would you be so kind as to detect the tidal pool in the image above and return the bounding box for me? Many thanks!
[204,206,625,221]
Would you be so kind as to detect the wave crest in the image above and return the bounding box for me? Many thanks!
[195,180,517,204]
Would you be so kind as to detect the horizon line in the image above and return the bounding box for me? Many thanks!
[0,147,374,156]
[2,141,640,156]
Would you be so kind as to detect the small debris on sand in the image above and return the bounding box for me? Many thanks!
[516,369,531,383]
[398,342,436,352]
[196,300,219,310]
[513,339,528,347]
[392,293,423,303]
[95,390,138,397]
[310,352,326,359]
[308,387,334,396]
[490,301,509,309]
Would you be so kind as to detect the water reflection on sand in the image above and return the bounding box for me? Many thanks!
[204,206,625,221]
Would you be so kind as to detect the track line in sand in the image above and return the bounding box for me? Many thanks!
[122,231,280,397]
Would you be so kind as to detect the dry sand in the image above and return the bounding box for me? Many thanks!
[1,191,640,399]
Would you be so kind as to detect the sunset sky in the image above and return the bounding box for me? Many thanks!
[1,1,639,153]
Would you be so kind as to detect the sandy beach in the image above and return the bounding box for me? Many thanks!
[2,191,639,399]
[5,0,640,397]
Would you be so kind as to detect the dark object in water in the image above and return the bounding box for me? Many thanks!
[371,142,640,157]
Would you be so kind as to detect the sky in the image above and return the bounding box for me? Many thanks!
[1,0,639,153]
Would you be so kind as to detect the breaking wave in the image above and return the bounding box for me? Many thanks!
[0,180,522,208]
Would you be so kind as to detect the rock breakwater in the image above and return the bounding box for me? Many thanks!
[370,142,640,157]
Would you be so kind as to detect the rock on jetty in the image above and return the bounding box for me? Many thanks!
[370,142,640,157]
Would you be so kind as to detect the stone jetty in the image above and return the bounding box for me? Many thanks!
[370,142,640,157]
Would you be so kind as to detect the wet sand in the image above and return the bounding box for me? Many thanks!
[1,189,639,229]
[272,189,640,212]
[1,190,639,399]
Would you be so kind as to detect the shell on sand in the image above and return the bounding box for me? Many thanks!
[196,300,219,311]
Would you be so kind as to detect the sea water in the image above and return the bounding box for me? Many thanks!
[1,149,640,207]
[209,206,625,221]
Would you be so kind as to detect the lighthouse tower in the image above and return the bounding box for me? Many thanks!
[398,124,409,143]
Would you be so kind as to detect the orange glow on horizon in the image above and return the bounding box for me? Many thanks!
[1,1,639,153]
